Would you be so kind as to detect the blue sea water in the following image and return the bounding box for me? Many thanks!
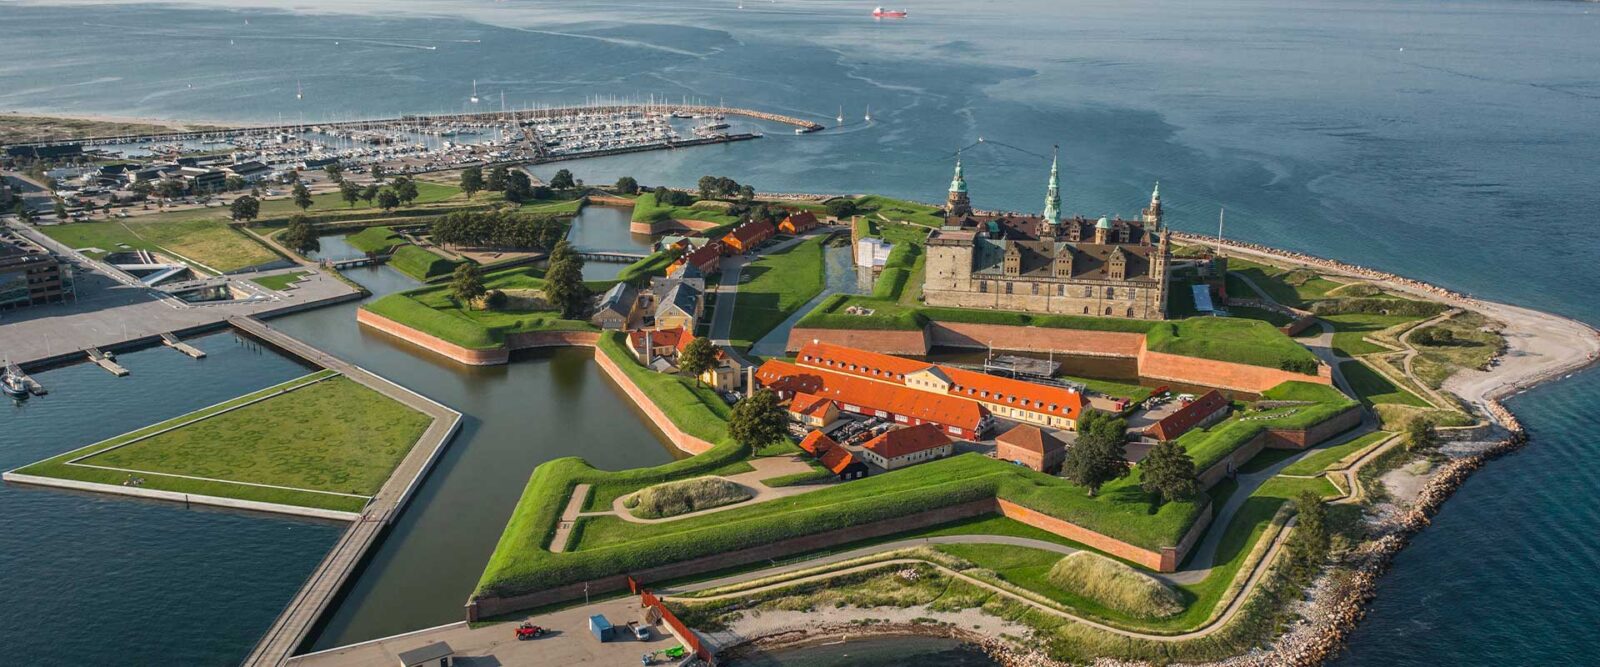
[1,0,1597,664]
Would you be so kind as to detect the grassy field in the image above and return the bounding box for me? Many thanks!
[14,371,433,512]
[387,244,461,281]
[1411,311,1505,389]
[362,266,595,349]
[1178,381,1358,473]
[1323,312,1425,356]
[630,196,741,226]
[1225,257,1345,308]
[345,226,408,254]
[625,477,753,519]
[728,237,826,348]
[1046,551,1183,618]
[853,195,945,227]
[1339,360,1429,407]
[250,271,307,291]
[39,216,281,273]
[1281,430,1393,476]
[1145,317,1320,372]
[258,181,462,216]
[0,114,226,144]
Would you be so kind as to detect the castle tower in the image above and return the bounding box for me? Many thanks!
[1150,217,1171,278]
[1043,147,1062,226]
[945,154,972,218]
[1141,181,1162,229]
[1094,215,1111,245]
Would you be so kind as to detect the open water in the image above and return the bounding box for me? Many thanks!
[1,0,1598,664]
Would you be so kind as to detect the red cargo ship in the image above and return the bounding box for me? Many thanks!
[872,7,908,18]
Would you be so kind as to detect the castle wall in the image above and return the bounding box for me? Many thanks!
[1138,347,1333,394]
[786,327,930,355]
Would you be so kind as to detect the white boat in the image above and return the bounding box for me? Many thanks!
[836,105,844,123]
[2,372,28,399]
[864,104,873,122]
[470,80,480,104]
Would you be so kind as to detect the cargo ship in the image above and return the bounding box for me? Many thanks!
[872,7,908,18]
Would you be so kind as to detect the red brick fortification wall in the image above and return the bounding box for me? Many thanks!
[1262,405,1363,449]
[504,330,600,349]
[467,498,997,620]
[591,345,717,456]
[586,195,634,206]
[1138,347,1332,394]
[1198,431,1272,490]
[928,322,1144,358]
[996,499,1182,572]
[787,327,930,355]
[357,309,511,365]
[628,217,726,235]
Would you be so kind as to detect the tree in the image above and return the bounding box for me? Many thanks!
[224,174,247,191]
[394,177,419,206]
[53,199,67,220]
[678,337,717,385]
[549,168,575,191]
[130,180,154,199]
[230,195,260,222]
[542,240,588,318]
[1285,490,1330,580]
[13,201,31,222]
[360,184,379,204]
[291,181,314,211]
[504,170,533,203]
[449,262,486,306]
[370,164,386,182]
[826,198,859,219]
[460,166,484,199]
[697,175,718,200]
[339,180,361,208]
[156,178,186,204]
[729,388,788,449]
[377,189,400,211]
[1062,410,1129,496]
[323,163,344,183]
[280,215,320,255]
[1406,417,1437,452]
[487,165,508,192]
[737,184,755,205]
[614,176,639,195]
[1139,440,1199,504]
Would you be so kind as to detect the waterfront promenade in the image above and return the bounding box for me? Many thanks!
[230,317,463,667]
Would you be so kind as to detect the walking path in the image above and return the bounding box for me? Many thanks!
[548,483,592,554]
[234,317,463,667]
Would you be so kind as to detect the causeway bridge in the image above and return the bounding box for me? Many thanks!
[574,250,650,264]
[232,316,462,667]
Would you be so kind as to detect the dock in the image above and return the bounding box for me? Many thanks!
[160,332,207,359]
[231,317,462,667]
[84,347,129,376]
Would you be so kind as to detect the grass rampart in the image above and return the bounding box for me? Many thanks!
[361,266,597,349]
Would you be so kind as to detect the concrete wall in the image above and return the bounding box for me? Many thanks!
[468,498,998,620]
[786,327,930,355]
[591,345,717,456]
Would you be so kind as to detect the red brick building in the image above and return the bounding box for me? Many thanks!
[994,424,1066,472]
[861,423,954,470]
[778,211,821,235]
[1144,390,1230,441]
[720,220,776,254]
[756,359,994,438]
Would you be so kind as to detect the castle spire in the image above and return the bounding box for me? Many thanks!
[1043,146,1061,224]
[1151,181,1160,204]
[945,150,972,218]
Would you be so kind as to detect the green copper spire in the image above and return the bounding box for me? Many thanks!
[1043,146,1061,223]
[949,153,967,194]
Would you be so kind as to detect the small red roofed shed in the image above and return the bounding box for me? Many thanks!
[1145,390,1231,441]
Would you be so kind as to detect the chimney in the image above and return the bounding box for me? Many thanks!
[746,365,756,395]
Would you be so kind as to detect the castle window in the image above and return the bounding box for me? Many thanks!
[978,281,987,293]
[1106,287,1116,299]
[1031,283,1039,295]
[1005,282,1014,295]
[1083,286,1092,297]
[1105,306,1114,315]
[1057,284,1065,296]
[1126,307,1135,317]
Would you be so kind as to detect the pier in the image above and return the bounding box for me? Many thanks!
[574,250,650,263]
[160,332,207,359]
[230,317,462,667]
[84,347,129,376]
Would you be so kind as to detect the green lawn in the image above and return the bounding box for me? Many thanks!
[1178,381,1358,473]
[1411,311,1505,389]
[1323,313,1424,357]
[39,216,281,273]
[14,372,433,512]
[362,266,596,349]
[345,226,408,254]
[258,181,462,216]
[1281,431,1393,476]
[728,237,826,348]
[630,196,741,226]
[250,271,307,291]
[1145,317,1321,373]
[1339,360,1429,407]
[387,244,461,281]
[853,195,945,227]
[1225,258,1344,308]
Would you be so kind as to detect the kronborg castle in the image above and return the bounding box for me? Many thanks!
[924,153,1171,320]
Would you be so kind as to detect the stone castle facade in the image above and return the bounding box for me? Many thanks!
[923,154,1171,320]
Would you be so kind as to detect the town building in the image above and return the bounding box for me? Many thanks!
[778,211,821,235]
[226,161,274,183]
[1144,390,1231,441]
[756,359,993,438]
[178,166,227,193]
[0,234,69,310]
[591,282,639,330]
[720,220,775,255]
[793,342,1086,430]
[995,424,1066,473]
[798,431,867,481]
[855,237,893,272]
[923,154,1171,320]
[641,264,705,331]
[860,423,954,471]
[672,242,724,276]
[787,392,840,428]
[626,326,739,391]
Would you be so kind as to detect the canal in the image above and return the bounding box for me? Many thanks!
[566,204,657,282]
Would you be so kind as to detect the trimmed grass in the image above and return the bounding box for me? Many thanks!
[1226,258,1343,308]
[258,181,461,215]
[363,266,595,350]
[728,237,826,348]
[39,216,281,273]
[13,371,432,512]
[1145,317,1320,373]
[631,196,740,226]
[1281,431,1393,476]
[250,271,307,291]
[345,225,408,254]
[1323,313,1424,357]
[853,195,945,227]
[1179,381,1358,472]
[388,244,461,281]
[1339,360,1429,407]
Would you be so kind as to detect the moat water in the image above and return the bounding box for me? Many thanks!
[1,0,1598,664]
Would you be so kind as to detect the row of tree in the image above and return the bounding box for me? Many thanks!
[430,210,565,251]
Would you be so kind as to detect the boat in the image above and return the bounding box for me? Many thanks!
[864,104,873,122]
[837,105,844,123]
[872,7,908,18]
[470,80,480,104]
[794,127,806,134]
[296,80,303,100]
[2,371,28,400]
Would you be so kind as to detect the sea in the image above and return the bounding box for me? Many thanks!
[0,0,1597,664]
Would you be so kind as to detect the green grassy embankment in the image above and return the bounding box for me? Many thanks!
[39,215,281,273]
[13,371,433,512]
[1176,382,1359,473]
[728,237,826,348]
[362,266,596,349]
[387,244,461,281]
[344,225,408,254]
[630,196,740,227]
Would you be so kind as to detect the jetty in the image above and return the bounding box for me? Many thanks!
[230,317,462,667]
[160,333,207,359]
[84,347,129,376]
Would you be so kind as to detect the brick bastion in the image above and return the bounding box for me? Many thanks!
[790,321,1333,394]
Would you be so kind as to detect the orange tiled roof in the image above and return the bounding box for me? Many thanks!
[818,445,855,475]
[682,243,724,270]
[863,423,951,460]
[995,423,1064,455]
[725,220,775,245]
[628,327,688,354]
[796,342,1084,420]
[780,211,820,232]
[1146,390,1229,441]
[756,359,990,431]
[790,392,835,419]
[798,430,837,456]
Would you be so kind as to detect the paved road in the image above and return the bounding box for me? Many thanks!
[706,230,830,366]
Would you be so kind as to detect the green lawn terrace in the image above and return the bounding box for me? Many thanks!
[727,236,827,349]
[362,266,598,350]
[10,371,435,514]
[1178,381,1358,474]
[39,214,283,274]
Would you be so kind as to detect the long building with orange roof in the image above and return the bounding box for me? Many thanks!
[793,341,1086,430]
[755,359,994,438]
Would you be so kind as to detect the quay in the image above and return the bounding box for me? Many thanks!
[84,347,129,376]
[160,332,207,359]
[230,316,463,667]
